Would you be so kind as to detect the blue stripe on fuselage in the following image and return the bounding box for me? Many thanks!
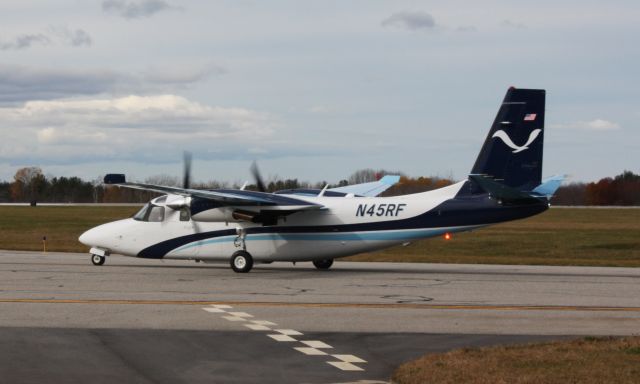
[137,196,548,258]
[172,228,455,253]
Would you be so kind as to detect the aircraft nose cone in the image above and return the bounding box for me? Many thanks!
[79,228,99,246]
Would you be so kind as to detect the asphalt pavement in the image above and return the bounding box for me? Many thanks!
[1,251,638,383]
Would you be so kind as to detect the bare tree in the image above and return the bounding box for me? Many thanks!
[10,167,46,202]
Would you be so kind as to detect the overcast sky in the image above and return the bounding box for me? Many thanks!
[1,1,638,184]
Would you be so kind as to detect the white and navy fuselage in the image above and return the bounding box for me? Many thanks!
[79,87,558,267]
[79,180,548,262]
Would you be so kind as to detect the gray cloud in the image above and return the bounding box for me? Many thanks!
[500,20,526,29]
[142,63,226,85]
[0,33,50,50]
[0,94,278,166]
[382,11,436,31]
[0,66,121,103]
[102,0,179,19]
[456,26,478,33]
[1,27,92,50]
[50,27,93,47]
[550,119,621,131]
[0,63,224,104]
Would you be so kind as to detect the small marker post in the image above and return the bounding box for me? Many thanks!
[42,236,47,253]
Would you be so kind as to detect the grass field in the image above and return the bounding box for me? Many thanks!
[347,208,640,267]
[0,206,638,267]
[0,206,140,253]
[392,336,640,384]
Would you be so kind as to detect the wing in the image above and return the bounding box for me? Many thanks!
[103,174,323,211]
[329,175,401,197]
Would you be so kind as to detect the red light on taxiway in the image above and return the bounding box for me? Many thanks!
[444,233,451,240]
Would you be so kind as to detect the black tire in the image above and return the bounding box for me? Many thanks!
[313,259,334,270]
[230,251,253,273]
[91,254,105,266]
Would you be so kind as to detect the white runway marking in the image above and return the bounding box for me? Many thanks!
[294,347,328,356]
[268,334,298,342]
[327,361,365,371]
[228,311,253,318]
[244,324,272,331]
[251,320,277,326]
[202,307,226,313]
[210,304,232,309]
[275,329,303,336]
[201,305,366,371]
[301,340,332,349]
[332,354,367,363]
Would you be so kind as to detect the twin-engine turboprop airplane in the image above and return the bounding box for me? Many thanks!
[79,87,563,273]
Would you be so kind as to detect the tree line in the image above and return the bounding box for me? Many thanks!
[551,171,640,205]
[0,167,638,205]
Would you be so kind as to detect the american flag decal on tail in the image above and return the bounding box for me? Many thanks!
[524,113,537,121]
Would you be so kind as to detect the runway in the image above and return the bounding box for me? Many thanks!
[1,251,639,383]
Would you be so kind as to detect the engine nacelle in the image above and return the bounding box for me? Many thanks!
[165,196,191,210]
[188,197,259,223]
[191,207,262,223]
[191,207,238,222]
[159,196,263,223]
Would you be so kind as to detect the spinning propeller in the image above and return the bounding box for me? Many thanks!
[183,152,266,192]
[183,151,192,189]
[250,161,267,193]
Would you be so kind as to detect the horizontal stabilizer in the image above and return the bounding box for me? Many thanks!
[531,175,565,198]
[104,174,126,184]
[469,174,542,203]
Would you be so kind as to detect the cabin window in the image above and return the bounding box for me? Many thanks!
[147,206,165,222]
[179,208,190,222]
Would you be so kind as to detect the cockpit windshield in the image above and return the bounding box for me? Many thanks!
[133,203,150,221]
[133,203,165,222]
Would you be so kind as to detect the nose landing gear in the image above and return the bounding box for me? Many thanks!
[91,254,106,266]
[89,247,108,266]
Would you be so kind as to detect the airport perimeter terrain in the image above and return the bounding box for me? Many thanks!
[0,206,638,267]
[1,206,639,383]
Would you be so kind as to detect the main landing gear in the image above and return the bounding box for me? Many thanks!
[229,228,334,273]
[230,250,253,273]
[91,254,106,266]
[230,227,254,273]
[313,259,334,270]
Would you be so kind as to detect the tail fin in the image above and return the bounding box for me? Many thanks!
[470,87,545,192]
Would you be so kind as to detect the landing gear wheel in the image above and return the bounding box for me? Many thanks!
[313,259,334,270]
[91,254,105,266]
[230,250,253,273]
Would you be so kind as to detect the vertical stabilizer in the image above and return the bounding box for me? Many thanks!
[470,88,545,191]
